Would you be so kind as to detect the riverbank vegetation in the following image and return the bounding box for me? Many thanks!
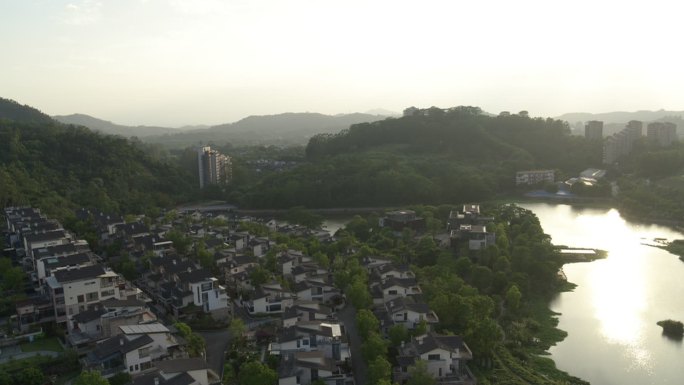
[329,204,588,385]
[656,319,683,339]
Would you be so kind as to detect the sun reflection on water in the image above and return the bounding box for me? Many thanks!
[579,209,654,372]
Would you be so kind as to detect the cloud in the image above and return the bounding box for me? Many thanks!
[61,0,103,25]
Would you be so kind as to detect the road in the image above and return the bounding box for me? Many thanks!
[338,305,367,385]
[198,329,231,381]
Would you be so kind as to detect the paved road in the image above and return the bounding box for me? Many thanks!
[198,329,231,381]
[338,305,367,385]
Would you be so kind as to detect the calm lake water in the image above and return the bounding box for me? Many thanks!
[522,203,684,385]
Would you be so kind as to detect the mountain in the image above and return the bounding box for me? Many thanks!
[143,112,391,148]
[53,113,180,137]
[0,99,195,220]
[0,97,54,124]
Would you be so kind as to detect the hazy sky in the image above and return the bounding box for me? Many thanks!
[1,0,682,126]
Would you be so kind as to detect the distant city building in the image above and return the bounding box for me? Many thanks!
[603,121,642,165]
[515,170,555,186]
[197,146,231,188]
[647,122,677,147]
[584,120,603,140]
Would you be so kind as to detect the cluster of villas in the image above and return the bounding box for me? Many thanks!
[3,204,483,385]
[4,207,223,385]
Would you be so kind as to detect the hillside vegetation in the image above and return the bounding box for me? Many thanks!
[236,107,602,208]
[0,98,196,220]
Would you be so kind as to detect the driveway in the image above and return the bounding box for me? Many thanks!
[338,305,367,385]
[198,329,231,380]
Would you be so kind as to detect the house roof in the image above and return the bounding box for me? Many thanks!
[92,334,154,360]
[177,268,213,283]
[43,252,91,269]
[119,323,169,335]
[131,371,195,385]
[24,230,66,244]
[387,297,430,315]
[381,277,418,290]
[34,243,78,258]
[72,308,105,323]
[154,358,209,373]
[294,351,337,372]
[414,333,465,355]
[53,264,106,283]
[101,298,146,308]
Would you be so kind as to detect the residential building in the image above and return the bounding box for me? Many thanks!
[515,170,554,186]
[647,121,678,147]
[584,120,603,140]
[379,210,426,232]
[197,146,232,188]
[45,264,121,328]
[131,358,219,385]
[603,121,642,165]
[393,332,475,385]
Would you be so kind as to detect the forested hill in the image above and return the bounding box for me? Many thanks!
[242,107,602,208]
[0,100,196,220]
[0,98,54,124]
[306,106,599,169]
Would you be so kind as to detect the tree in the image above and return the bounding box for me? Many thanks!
[406,360,436,385]
[388,324,409,347]
[74,371,109,385]
[108,372,131,385]
[356,309,380,339]
[175,322,206,357]
[506,284,522,310]
[249,265,271,287]
[238,360,277,385]
[368,356,392,385]
[18,367,45,385]
[361,331,388,361]
[0,370,11,385]
[346,278,371,309]
[230,318,247,348]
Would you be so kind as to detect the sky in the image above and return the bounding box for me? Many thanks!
[1,0,683,127]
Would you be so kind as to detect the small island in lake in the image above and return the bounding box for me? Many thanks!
[657,319,684,339]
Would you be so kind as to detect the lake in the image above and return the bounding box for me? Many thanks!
[522,203,684,385]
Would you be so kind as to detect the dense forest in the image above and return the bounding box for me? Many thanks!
[230,107,603,208]
[0,98,196,220]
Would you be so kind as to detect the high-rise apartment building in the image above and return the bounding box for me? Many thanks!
[584,120,603,140]
[197,146,232,188]
[646,122,677,147]
[603,121,643,165]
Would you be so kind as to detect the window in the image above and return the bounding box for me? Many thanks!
[129,366,134,372]
[302,339,309,345]
[77,295,84,303]
[139,347,150,358]
[135,364,139,371]
[101,289,115,297]
[388,290,398,295]
[311,369,318,380]
[141,362,152,370]
[428,354,441,360]
[201,282,213,291]
[86,292,99,302]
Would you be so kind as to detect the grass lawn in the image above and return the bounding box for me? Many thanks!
[20,337,64,352]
